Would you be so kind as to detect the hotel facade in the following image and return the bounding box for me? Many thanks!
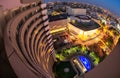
[3,1,55,78]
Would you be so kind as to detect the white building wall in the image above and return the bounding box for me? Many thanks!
[72,8,86,15]
[68,7,86,16]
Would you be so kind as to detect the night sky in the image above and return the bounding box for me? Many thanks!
[43,0,120,17]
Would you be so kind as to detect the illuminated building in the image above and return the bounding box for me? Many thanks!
[49,19,67,34]
[117,23,120,30]
[68,15,101,41]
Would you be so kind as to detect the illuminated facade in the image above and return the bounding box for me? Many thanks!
[68,22,101,41]
[4,1,55,78]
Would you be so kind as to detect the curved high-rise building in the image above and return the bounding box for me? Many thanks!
[4,1,55,78]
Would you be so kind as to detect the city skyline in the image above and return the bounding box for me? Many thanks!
[0,0,120,17]
[43,0,120,17]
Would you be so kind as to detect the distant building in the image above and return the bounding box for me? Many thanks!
[67,7,86,16]
[117,23,120,30]
[118,18,120,23]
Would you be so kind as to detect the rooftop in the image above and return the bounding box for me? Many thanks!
[70,20,100,31]
[75,15,91,20]
[48,14,68,22]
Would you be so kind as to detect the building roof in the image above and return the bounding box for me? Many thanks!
[70,20,100,31]
[75,15,91,20]
[48,14,68,22]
